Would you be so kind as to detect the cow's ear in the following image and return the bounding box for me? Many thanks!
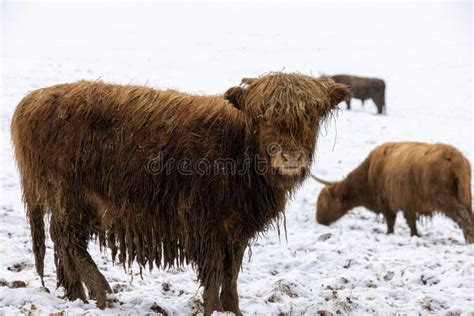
[329,82,351,106]
[224,86,244,109]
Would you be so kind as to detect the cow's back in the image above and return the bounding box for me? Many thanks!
[11,81,248,211]
[367,142,464,212]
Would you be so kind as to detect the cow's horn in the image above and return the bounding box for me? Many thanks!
[310,174,335,186]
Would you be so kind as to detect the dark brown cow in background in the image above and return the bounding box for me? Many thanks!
[331,74,386,114]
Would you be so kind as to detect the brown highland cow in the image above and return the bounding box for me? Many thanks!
[330,74,386,114]
[11,73,350,315]
[314,142,474,243]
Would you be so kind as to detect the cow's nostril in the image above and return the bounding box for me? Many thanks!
[282,152,303,162]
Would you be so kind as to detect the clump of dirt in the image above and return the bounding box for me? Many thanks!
[419,296,448,312]
[20,303,37,315]
[421,273,440,286]
[190,296,204,315]
[343,259,353,269]
[150,303,168,315]
[383,271,395,281]
[11,280,27,288]
[334,299,352,314]
[0,279,27,288]
[162,282,171,292]
[318,233,332,241]
[266,280,303,303]
[112,283,129,293]
[7,262,28,272]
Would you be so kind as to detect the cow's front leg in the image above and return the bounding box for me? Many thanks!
[198,231,225,315]
[220,243,246,315]
[203,282,223,316]
[346,99,351,110]
[385,211,396,234]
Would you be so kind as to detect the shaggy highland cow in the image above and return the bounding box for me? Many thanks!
[11,73,350,315]
[314,142,474,243]
[330,74,386,114]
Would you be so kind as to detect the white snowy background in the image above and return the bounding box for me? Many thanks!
[1,1,473,314]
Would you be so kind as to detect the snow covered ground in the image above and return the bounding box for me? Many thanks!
[1,1,472,314]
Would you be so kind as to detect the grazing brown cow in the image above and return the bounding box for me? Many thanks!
[11,73,350,315]
[330,74,386,114]
[314,142,474,243]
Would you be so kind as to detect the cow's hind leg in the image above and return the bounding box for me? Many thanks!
[375,102,384,114]
[25,201,46,287]
[404,211,419,237]
[372,94,385,114]
[51,200,111,308]
[69,201,111,308]
[51,215,87,301]
[220,243,245,315]
[69,242,111,307]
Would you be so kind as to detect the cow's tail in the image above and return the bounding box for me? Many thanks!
[12,93,47,287]
[452,153,472,213]
[451,151,474,244]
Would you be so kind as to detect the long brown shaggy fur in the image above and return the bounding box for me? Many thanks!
[330,74,386,114]
[11,72,350,315]
[316,142,474,243]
